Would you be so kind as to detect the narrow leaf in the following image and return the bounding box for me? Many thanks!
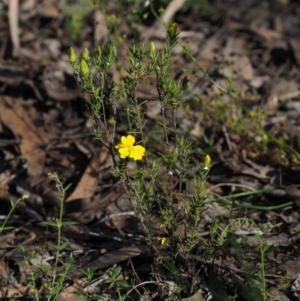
[63,183,72,192]
[40,221,57,227]
[61,221,78,226]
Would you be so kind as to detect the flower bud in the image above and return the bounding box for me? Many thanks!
[203,154,211,169]
[149,42,156,53]
[80,59,89,75]
[82,48,89,61]
[68,47,76,63]
[168,22,178,38]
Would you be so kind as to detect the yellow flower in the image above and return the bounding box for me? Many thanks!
[158,237,167,245]
[115,135,145,160]
[30,287,37,294]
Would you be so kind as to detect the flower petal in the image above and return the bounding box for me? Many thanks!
[115,142,122,149]
[130,145,145,160]
[120,136,127,145]
[116,135,145,160]
[124,135,135,146]
[118,147,130,159]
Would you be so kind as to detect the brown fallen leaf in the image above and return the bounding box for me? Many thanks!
[222,55,254,81]
[56,291,83,301]
[69,245,149,278]
[208,267,228,301]
[0,284,31,298]
[182,291,205,301]
[0,169,11,196]
[0,96,49,177]
[36,0,60,18]
[66,148,109,202]
[66,189,123,223]
[0,257,9,285]
[42,67,80,102]
[56,283,84,301]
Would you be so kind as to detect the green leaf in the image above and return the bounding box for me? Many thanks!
[15,259,26,265]
[180,76,189,91]
[104,277,113,284]
[40,221,57,227]
[74,291,85,298]
[63,183,72,192]
[57,240,69,251]
[89,296,102,301]
[116,279,129,288]
[257,270,263,281]
[0,226,14,231]
[89,296,103,301]
[50,283,61,296]
[61,221,78,226]
[112,266,122,277]
[38,264,51,273]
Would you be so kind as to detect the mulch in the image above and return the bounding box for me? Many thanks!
[1,0,300,300]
